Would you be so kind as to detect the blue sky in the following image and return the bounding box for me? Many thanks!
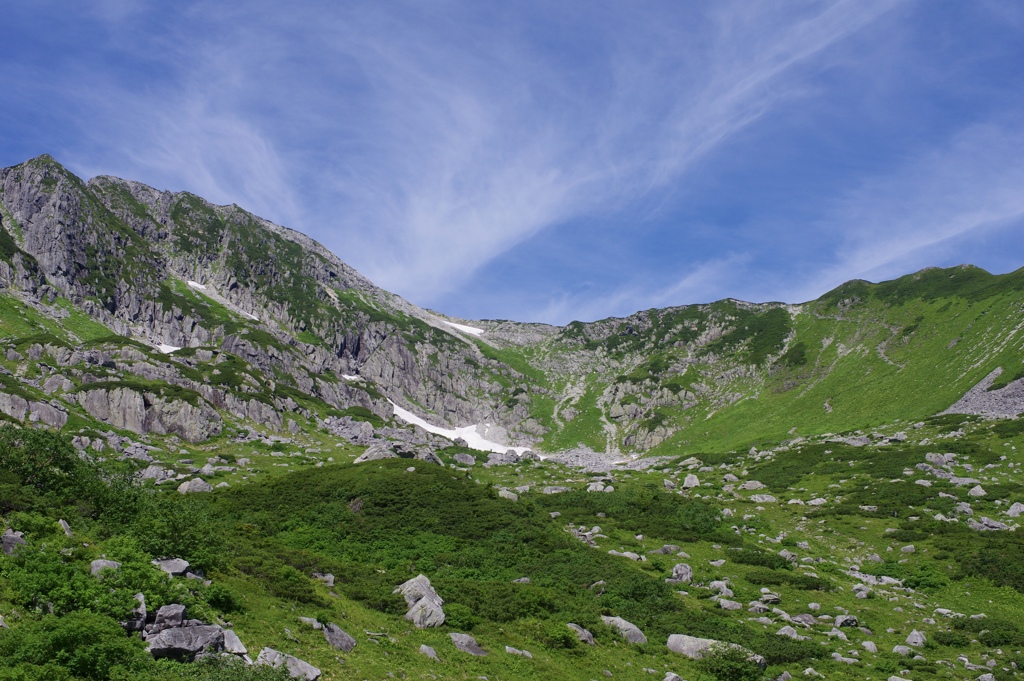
[2,1,1023,324]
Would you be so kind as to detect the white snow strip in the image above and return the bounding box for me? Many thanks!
[186,280,208,290]
[157,344,181,354]
[442,321,484,336]
[390,401,531,455]
[241,311,259,321]
[341,374,361,381]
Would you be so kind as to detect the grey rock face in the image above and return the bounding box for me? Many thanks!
[394,574,445,628]
[450,632,488,656]
[601,615,647,644]
[567,623,595,645]
[255,647,322,680]
[323,623,356,652]
[147,625,224,661]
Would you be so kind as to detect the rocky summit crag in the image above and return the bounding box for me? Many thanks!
[2,154,1024,681]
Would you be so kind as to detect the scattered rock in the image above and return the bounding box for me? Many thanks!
[152,557,190,576]
[602,615,647,644]
[177,478,212,494]
[450,632,488,656]
[394,574,445,628]
[568,623,595,645]
[90,559,121,576]
[255,647,321,680]
[323,623,356,652]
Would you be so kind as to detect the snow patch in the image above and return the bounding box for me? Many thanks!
[341,374,361,381]
[186,281,207,291]
[156,344,181,354]
[443,321,484,336]
[390,401,531,455]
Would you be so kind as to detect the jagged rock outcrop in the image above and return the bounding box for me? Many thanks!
[393,574,446,628]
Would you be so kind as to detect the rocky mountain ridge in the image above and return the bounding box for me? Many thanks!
[1,154,1023,459]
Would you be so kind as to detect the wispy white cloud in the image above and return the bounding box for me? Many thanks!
[41,0,903,306]
[778,123,1024,302]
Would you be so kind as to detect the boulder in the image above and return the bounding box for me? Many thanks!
[568,623,595,645]
[906,629,926,647]
[682,474,700,489]
[505,645,533,658]
[147,625,225,661]
[152,558,190,576]
[602,615,647,644]
[255,647,321,680]
[223,630,247,655]
[419,644,439,660]
[1,529,26,556]
[667,563,692,584]
[394,574,445,628]
[667,635,766,668]
[323,623,356,652]
[834,615,859,628]
[453,453,476,466]
[177,478,212,494]
[450,632,488,656]
[90,559,121,576]
[149,604,187,633]
[1006,502,1024,518]
[353,442,397,464]
[498,489,519,501]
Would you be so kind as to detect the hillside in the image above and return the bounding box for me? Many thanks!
[1,154,1024,681]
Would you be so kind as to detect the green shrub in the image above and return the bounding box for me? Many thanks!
[0,611,151,680]
[444,603,477,630]
[932,630,971,647]
[695,644,765,681]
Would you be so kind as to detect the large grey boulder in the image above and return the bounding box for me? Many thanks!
[1,529,26,556]
[152,558,190,576]
[1006,502,1024,517]
[450,632,488,656]
[568,623,595,645]
[177,478,212,494]
[602,616,647,644]
[667,563,693,584]
[255,647,321,680]
[147,625,224,661]
[323,623,356,652]
[667,635,766,668]
[453,453,476,466]
[148,604,187,634]
[394,574,445,628]
[834,615,859,628]
[353,442,397,464]
[90,559,121,576]
[223,630,247,655]
[682,474,700,489]
[905,630,926,647]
